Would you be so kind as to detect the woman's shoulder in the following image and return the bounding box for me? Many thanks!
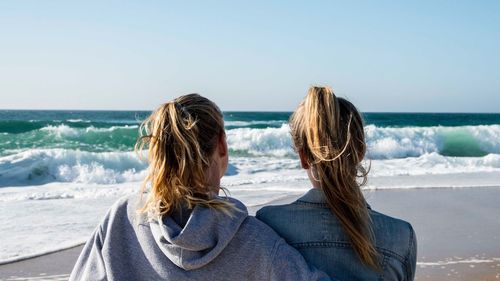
[369,209,415,238]
[256,199,319,233]
[256,202,299,221]
[103,192,143,211]
[239,214,285,243]
[98,193,149,231]
[369,209,416,261]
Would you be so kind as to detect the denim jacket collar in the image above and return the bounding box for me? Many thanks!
[297,188,372,210]
[297,188,328,204]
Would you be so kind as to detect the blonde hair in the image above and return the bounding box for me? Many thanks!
[135,94,235,217]
[290,86,379,269]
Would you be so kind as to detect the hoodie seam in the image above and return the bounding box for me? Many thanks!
[98,224,105,245]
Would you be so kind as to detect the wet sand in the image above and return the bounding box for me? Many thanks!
[1,187,500,280]
[0,246,81,281]
[365,187,500,281]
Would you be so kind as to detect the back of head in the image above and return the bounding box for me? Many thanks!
[290,86,379,269]
[136,93,234,217]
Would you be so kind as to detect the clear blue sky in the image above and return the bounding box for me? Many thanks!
[0,1,499,112]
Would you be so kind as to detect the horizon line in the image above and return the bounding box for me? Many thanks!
[1,108,500,114]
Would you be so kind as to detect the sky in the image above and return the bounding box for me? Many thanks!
[0,1,499,112]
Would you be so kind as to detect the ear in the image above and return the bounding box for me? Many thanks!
[298,150,310,169]
[217,133,228,157]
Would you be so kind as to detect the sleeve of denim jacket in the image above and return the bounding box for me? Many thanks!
[405,225,417,281]
[68,225,107,281]
[269,238,334,281]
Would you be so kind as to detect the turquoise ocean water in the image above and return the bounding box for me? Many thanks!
[1,110,500,187]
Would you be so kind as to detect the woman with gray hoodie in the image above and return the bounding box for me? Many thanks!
[69,94,331,281]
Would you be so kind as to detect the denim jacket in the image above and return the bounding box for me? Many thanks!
[256,188,417,281]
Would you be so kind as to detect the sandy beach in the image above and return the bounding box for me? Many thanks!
[366,187,500,281]
[1,187,500,281]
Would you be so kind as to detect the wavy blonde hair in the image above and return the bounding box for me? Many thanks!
[290,86,379,270]
[135,94,235,217]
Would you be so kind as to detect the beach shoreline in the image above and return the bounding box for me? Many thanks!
[2,187,500,281]
[365,186,500,280]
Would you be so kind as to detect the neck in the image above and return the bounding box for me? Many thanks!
[307,168,321,188]
[205,165,221,194]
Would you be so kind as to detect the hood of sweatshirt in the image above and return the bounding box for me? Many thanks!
[149,197,248,270]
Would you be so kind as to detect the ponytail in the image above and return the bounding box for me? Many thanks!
[290,86,379,269]
[135,94,235,217]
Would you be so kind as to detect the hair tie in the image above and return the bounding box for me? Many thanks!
[174,102,189,116]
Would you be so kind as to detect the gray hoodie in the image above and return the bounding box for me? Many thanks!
[69,194,331,281]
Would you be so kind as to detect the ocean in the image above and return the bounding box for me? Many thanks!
[1,110,500,263]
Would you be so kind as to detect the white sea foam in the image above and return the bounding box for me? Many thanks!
[21,123,500,159]
[226,124,294,157]
[39,124,138,136]
[0,149,147,187]
[3,148,500,188]
[67,119,91,123]
[369,153,500,177]
[84,125,139,132]
[224,124,500,158]
[365,124,500,158]
[0,187,132,263]
[225,120,285,127]
[40,124,79,138]
[418,257,500,266]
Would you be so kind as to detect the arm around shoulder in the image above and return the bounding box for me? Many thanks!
[269,238,333,281]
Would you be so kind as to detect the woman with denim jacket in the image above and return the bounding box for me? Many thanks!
[257,86,417,280]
